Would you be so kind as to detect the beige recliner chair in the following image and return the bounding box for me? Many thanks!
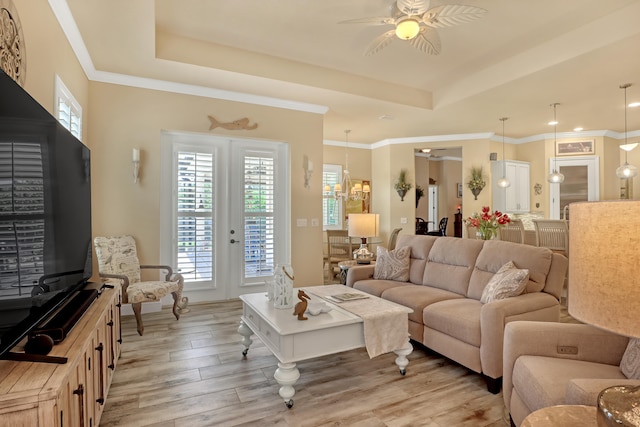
[503,321,640,426]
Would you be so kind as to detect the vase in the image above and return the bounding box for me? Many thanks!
[471,187,482,200]
[397,188,407,201]
[477,229,496,240]
[273,264,294,309]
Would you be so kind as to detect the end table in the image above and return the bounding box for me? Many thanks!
[338,260,375,285]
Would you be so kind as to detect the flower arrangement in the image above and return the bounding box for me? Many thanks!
[467,166,486,200]
[465,206,510,240]
[394,169,413,201]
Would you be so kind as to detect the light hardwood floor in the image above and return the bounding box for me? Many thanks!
[101,299,576,427]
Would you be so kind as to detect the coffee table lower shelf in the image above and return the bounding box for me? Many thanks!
[238,290,412,408]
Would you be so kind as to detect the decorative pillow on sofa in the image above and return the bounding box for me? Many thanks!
[373,246,410,281]
[480,260,529,304]
[621,338,640,379]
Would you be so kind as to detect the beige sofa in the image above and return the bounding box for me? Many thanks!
[503,321,640,426]
[346,235,568,393]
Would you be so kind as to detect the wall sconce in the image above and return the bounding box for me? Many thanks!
[303,155,313,189]
[132,148,140,183]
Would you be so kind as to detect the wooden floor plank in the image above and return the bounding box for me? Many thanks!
[102,299,577,426]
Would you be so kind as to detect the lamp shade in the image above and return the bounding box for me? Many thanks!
[568,200,640,338]
[348,213,379,238]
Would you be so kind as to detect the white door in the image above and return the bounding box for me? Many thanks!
[160,131,289,302]
[428,185,438,230]
[549,156,599,220]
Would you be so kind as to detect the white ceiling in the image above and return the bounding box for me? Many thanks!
[64,0,640,145]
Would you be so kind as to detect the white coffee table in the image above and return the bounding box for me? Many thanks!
[238,288,413,408]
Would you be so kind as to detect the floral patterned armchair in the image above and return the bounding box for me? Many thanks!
[94,235,188,335]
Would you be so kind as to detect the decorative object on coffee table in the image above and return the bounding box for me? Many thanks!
[467,166,486,200]
[394,168,413,201]
[464,206,510,240]
[293,290,311,320]
[273,264,294,309]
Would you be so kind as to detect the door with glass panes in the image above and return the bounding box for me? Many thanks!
[161,132,289,301]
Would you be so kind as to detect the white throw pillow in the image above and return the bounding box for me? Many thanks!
[621,338,640,379]
[480,260,529,304]
[373,246,410,281]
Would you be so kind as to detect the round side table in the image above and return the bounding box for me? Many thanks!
[522,405,597,427]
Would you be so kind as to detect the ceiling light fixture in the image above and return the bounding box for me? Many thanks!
[395,17,420,40]
[573,127,584,132]
[616,83,638,179]
[332,130,370,202]
[547,103,565,184]
[628,101,640,108]
[496,117,510,188]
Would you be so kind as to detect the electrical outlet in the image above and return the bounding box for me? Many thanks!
[400,217,407,224]
[296,218,307,227]
[311,218,319,227]
[557,345,578,355]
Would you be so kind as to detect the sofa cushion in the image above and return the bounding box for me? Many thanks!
[621,338,640,379]
[422,237,484,295]
[422,298,482,347]
[480,260,529,304]
[468,240,553,300]
[395,235,438,285]
[374,246,410,281]
[381,284,463,324]
[353,279,410,297]
[513,355,625,413]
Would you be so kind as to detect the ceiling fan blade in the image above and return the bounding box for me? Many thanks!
[364,30,397,56]
[421,5,487,28]
[338,16,395,25]
[396,0,431,16]
[409,27,441,55]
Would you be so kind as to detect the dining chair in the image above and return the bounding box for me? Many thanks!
[326,229,353,283]
[94,235,189,335]
[498,219,525,244]
[426,217,448,236]
[533,219,569,255]
[388,227,402,251]
[466,223,481,239]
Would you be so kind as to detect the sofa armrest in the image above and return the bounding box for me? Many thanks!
[567,379,640,406]
[345,264,375,287]
[480,292,560,379]
[503,321,629,413]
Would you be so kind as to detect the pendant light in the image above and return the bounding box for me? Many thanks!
[615,83,638,179]
[547,103,565,184]
[334,130,366,201]
[496,117,511,188]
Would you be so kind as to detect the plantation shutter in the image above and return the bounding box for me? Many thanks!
[322,164,342,229]
[176,151,214,282]
[244,154,275,279]
[0,142,45,295]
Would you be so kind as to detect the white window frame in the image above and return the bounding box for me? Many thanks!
[54,75,82,140]
[322,164,343,230]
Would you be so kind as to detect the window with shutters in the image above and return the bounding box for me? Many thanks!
[0,142,45,297]
[323,164,342,230]
[54,75,82,140]
[176,151,214,282]
[244,154,275,278]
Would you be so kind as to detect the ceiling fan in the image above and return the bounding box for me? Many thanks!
[340,0,487,56]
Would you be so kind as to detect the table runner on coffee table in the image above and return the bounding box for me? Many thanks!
[308,285,410,358]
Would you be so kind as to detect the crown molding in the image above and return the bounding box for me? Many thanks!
[48,0,328,115]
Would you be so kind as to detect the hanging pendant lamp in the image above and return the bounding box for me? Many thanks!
[615,83,638,179]
[547,103,565,184]
[496,117,511,188]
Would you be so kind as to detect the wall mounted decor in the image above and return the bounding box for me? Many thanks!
[0,0,26,87]
[208,116,258,130]
[556,139,595,156]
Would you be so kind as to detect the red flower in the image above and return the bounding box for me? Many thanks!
[464,206,511,239]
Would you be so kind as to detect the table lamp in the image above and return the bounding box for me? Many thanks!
[348,213,379,264]
[568,200,640,427]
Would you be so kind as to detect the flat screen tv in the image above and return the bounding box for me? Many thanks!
[0,69,92,359]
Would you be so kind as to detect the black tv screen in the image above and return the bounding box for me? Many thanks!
[0,69,92,358]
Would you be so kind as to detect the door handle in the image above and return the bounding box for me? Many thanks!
[230,239,240,244]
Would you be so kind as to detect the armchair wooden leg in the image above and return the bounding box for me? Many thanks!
[131,303,144,336]
[171,291,189,320]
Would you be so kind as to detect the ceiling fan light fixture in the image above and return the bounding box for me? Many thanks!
[395,17,420,40]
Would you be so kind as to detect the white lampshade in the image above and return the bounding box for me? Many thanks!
[348,213,379,238]
[568,200,640,338]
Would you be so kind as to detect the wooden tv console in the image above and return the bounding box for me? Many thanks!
[0,283,121,427]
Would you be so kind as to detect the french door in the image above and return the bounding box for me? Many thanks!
[160,131,289,302]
